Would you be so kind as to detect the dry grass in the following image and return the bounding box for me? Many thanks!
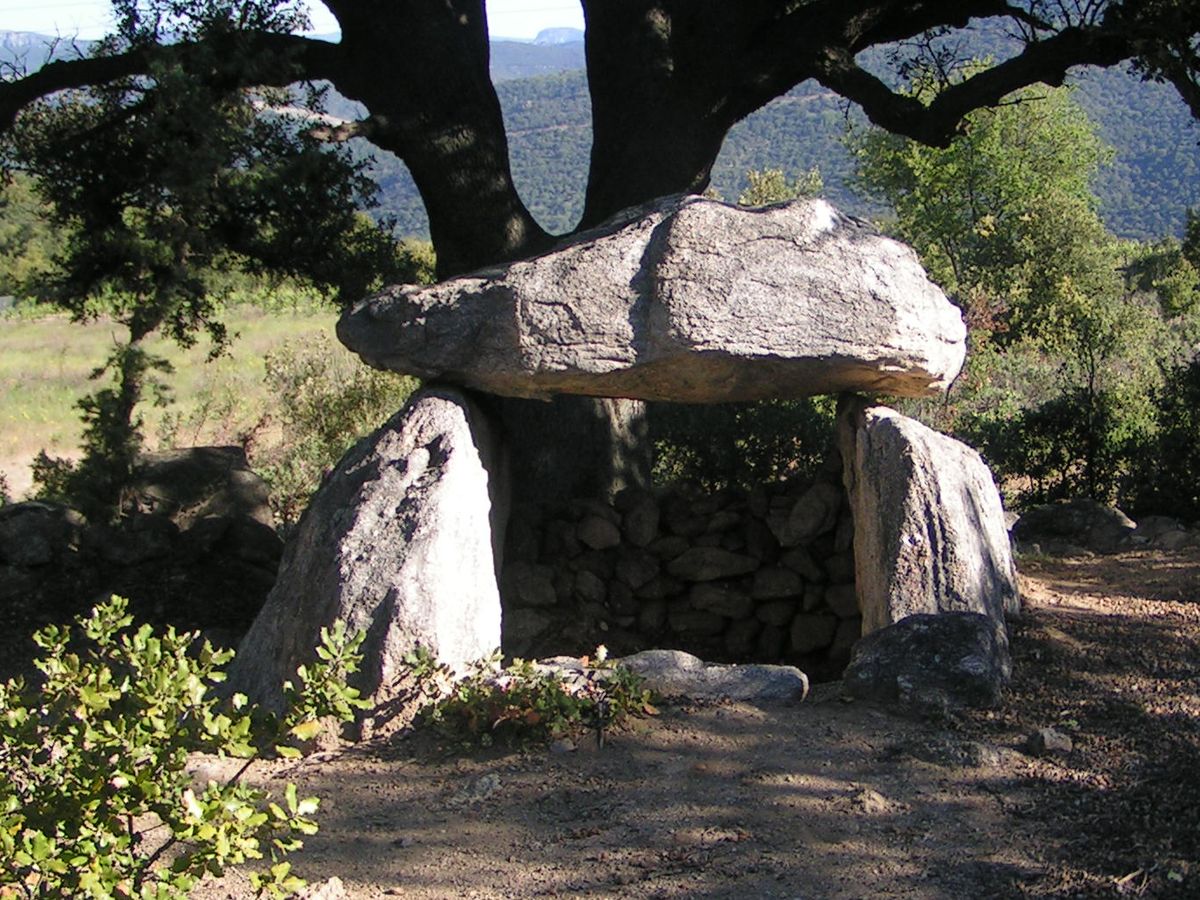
[0,307,335,498]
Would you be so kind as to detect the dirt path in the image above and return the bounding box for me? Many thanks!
[193,549,1200,899]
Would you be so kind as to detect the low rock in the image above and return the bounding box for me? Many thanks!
[790,613,838,654]
[607,581,638,615]
[0,502,84,567]
[296,877,349,900]
[504,561,558,608]
[780,546,824,582]
[129,446,274,529]
[824,583,859,619]
[505,608,554,644]
[843,612,1012,713]
[1013,499,1136,555]
[785,481,843,545]
[724,618,763,656]
[690,582,754,619]
[666,547,758,582]
[614,549,660,590]
[756,599,798,627]
[622,495,661,547]
[577,515,622,550]
[621,649,809,701]
[751,566,804,600]
[667,608,727,635]
[573,570,607,605]
[1026,727,1074,756]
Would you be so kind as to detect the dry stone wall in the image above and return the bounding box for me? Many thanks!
[500,459,862,679]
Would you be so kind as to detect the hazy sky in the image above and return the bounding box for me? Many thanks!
[0,0,585,40]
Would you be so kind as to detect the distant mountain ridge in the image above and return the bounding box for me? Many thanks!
[3,29,1196,242]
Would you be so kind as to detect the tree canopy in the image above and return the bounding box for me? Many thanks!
[2,1,1198,280]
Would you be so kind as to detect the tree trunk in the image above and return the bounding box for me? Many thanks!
[476,393,650,512]
[325,0,552,277]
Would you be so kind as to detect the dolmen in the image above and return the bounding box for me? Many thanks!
[227,195,1018,719]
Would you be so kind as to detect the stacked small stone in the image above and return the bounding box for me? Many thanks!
[501,468,862,669]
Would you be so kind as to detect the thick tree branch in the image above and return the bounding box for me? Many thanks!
[0,31,338,132]
[305,115,387,144]
[811,24,1131,145]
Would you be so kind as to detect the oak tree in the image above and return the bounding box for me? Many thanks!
[2,0,1199,505]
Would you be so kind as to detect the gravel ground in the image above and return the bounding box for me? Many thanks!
[186,548,1200,899]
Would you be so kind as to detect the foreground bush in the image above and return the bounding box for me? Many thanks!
[0,596,368,898]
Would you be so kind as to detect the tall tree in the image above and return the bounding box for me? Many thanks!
[6,18,401,516]
[2,0,1199,506]
[854,76,1163,502]
[3,2,1197,278]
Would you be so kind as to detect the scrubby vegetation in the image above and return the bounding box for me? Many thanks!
[404,646,657,750]
[0,596,368,898]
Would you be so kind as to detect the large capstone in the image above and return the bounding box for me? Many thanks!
[225,386,506,714]
[339,196,966,402]
[838,397,1019,636]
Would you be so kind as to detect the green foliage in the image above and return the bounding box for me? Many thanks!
[1125,236,1200,318]
[1132,358,1200,520]
[0,174,60,300]
[4,15,402,518]
[0,471,9,506]
[650,398,837,491]
[736,167,823,207]
[416,647,657,749]
[0,595,368,898]
[853,74,1117,345]
[255,334,420,526]
[854,69,1180,508]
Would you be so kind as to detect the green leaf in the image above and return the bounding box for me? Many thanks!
[289,719,323,742]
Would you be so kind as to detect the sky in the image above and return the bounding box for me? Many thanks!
[0,0,584,41]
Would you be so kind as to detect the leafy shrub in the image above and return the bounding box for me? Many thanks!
[416,646,657,749]
[253,334,419,526]
[1132,357,1200,520]
[0,471,9,506]
[649,398,837,491]
[0,596,368,898]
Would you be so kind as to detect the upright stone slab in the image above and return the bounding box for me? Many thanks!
[838,396,1019,636]
[226,386,506,714]
[339,196,966,402]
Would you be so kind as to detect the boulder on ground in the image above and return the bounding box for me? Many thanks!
[225,386,507,714]
[838,397,1019,636]
[339,196,965,402]
[620,649,809,702]
[843,612,1011,714]
[1012,498,1136,555]
[0,502,85,567]
[128,446,274,529]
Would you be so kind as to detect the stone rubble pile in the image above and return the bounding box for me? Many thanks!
[501,469,861,673]
[0,447,281,677]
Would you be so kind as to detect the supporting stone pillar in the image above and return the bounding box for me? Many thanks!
[837,393,1019,635]
[226,386,508,714]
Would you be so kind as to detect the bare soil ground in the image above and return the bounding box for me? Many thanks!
[187,548,1200,900]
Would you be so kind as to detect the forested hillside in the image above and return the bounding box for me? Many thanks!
[367,39,1200,241]
[2,29,1196,240]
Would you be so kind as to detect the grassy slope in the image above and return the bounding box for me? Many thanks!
[0,307,335,498]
